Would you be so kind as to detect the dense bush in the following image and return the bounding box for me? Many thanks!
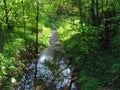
[58,19,120,89]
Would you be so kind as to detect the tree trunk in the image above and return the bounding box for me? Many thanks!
[22,0,26,50]
[34,0,39,89]
[3,0,11,30]
[96,0,99,26]
[104,0,109,50]
[0,22,4,53]
[78,0,83,27]
[91,0,99,26]
[101,0,110,51]
[91,0,96,26]
[35,0,39,55]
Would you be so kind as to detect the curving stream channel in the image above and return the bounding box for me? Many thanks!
[14,30,76,90]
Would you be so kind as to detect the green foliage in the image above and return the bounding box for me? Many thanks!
[39,26,51,49]
[0,53,16,89]
[111,33,120,57]
[59,21,100,59]
[0,0,120,89]
[0,54,16,75]
[4,86,14,90]
[58,4,120,88]
[78,74,99,90]
[58,20,101,89]
[0,0,52,88]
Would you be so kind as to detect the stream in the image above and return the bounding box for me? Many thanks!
[14,30,76,90]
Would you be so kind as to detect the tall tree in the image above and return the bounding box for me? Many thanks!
[96,0,99,26]
[34,0,39,89]
[90,0,99,26]
[91,0,96,26]
[35,0,39,55]
[78,0,83,27]
[22,0,26,50]
[0,22,3,53]
[3,0,11,30]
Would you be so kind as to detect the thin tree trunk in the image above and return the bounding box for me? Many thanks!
[96,0,99,26]
[21,1,27,89]
[101,0,104,21]
[78,0,83,27]
[91,0,99,26]
[103,0,109,50]
[91,0,96,26]
[3,0,10,30]
[0,22,4,53]
[34,0,39,89]
[22,0,26,50]
[35,0,39,55]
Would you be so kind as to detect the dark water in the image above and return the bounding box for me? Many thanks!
[14,30,76,90]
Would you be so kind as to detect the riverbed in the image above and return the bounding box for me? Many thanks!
[14,30,76,90]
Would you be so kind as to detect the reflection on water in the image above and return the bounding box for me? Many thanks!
[37,46,72,89]
[15,30,76,90]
